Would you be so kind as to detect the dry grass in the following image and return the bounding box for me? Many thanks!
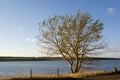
[70,71,110,78]
[1,71,119,80]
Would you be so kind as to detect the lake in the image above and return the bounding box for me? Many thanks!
[0,60,120,77]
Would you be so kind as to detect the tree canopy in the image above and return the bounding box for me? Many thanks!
[37,11,105,73]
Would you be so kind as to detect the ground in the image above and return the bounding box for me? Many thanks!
[1,71,120,80]
[85,73,120,80]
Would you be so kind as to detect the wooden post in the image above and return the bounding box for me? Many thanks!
[57,68,59,77]
[30,69,32,79]
[113,63,118,73]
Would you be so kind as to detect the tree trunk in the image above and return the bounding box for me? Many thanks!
[69,64,74,73]
[75,56,79,73]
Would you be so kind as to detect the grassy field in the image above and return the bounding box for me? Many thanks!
[1,71,119,80]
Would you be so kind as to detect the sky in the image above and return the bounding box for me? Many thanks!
[0,0,120,57]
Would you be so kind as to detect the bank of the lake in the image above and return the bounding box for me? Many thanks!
[1,71,120,80]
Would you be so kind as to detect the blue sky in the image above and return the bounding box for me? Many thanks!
[0,0,120,57]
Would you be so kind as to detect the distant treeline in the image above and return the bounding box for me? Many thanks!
[0,57,63,61]
[0,57,120,61]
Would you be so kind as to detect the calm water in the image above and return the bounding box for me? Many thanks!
[0,60,120,77]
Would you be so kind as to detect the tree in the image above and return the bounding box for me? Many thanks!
[37,11,105,73]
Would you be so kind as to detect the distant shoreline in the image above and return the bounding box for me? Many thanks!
[0,57,120,61]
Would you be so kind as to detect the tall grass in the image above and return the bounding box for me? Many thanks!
[2,71,119,80]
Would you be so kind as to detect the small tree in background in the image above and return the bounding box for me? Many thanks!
[37,11,105,73]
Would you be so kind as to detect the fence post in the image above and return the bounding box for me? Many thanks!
[113,63,118,73]
[30,69,32,79]
[57,68,59,77]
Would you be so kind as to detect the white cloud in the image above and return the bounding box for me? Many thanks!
[107,8,115,14]
[19,26,23,30]
[26,37,36,42]
[104,47,120,53]
[16,26,23,31]
[18,48,23,51]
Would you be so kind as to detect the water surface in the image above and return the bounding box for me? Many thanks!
[0,60,120,77]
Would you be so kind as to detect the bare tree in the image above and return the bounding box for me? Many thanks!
[37,11,105,73]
